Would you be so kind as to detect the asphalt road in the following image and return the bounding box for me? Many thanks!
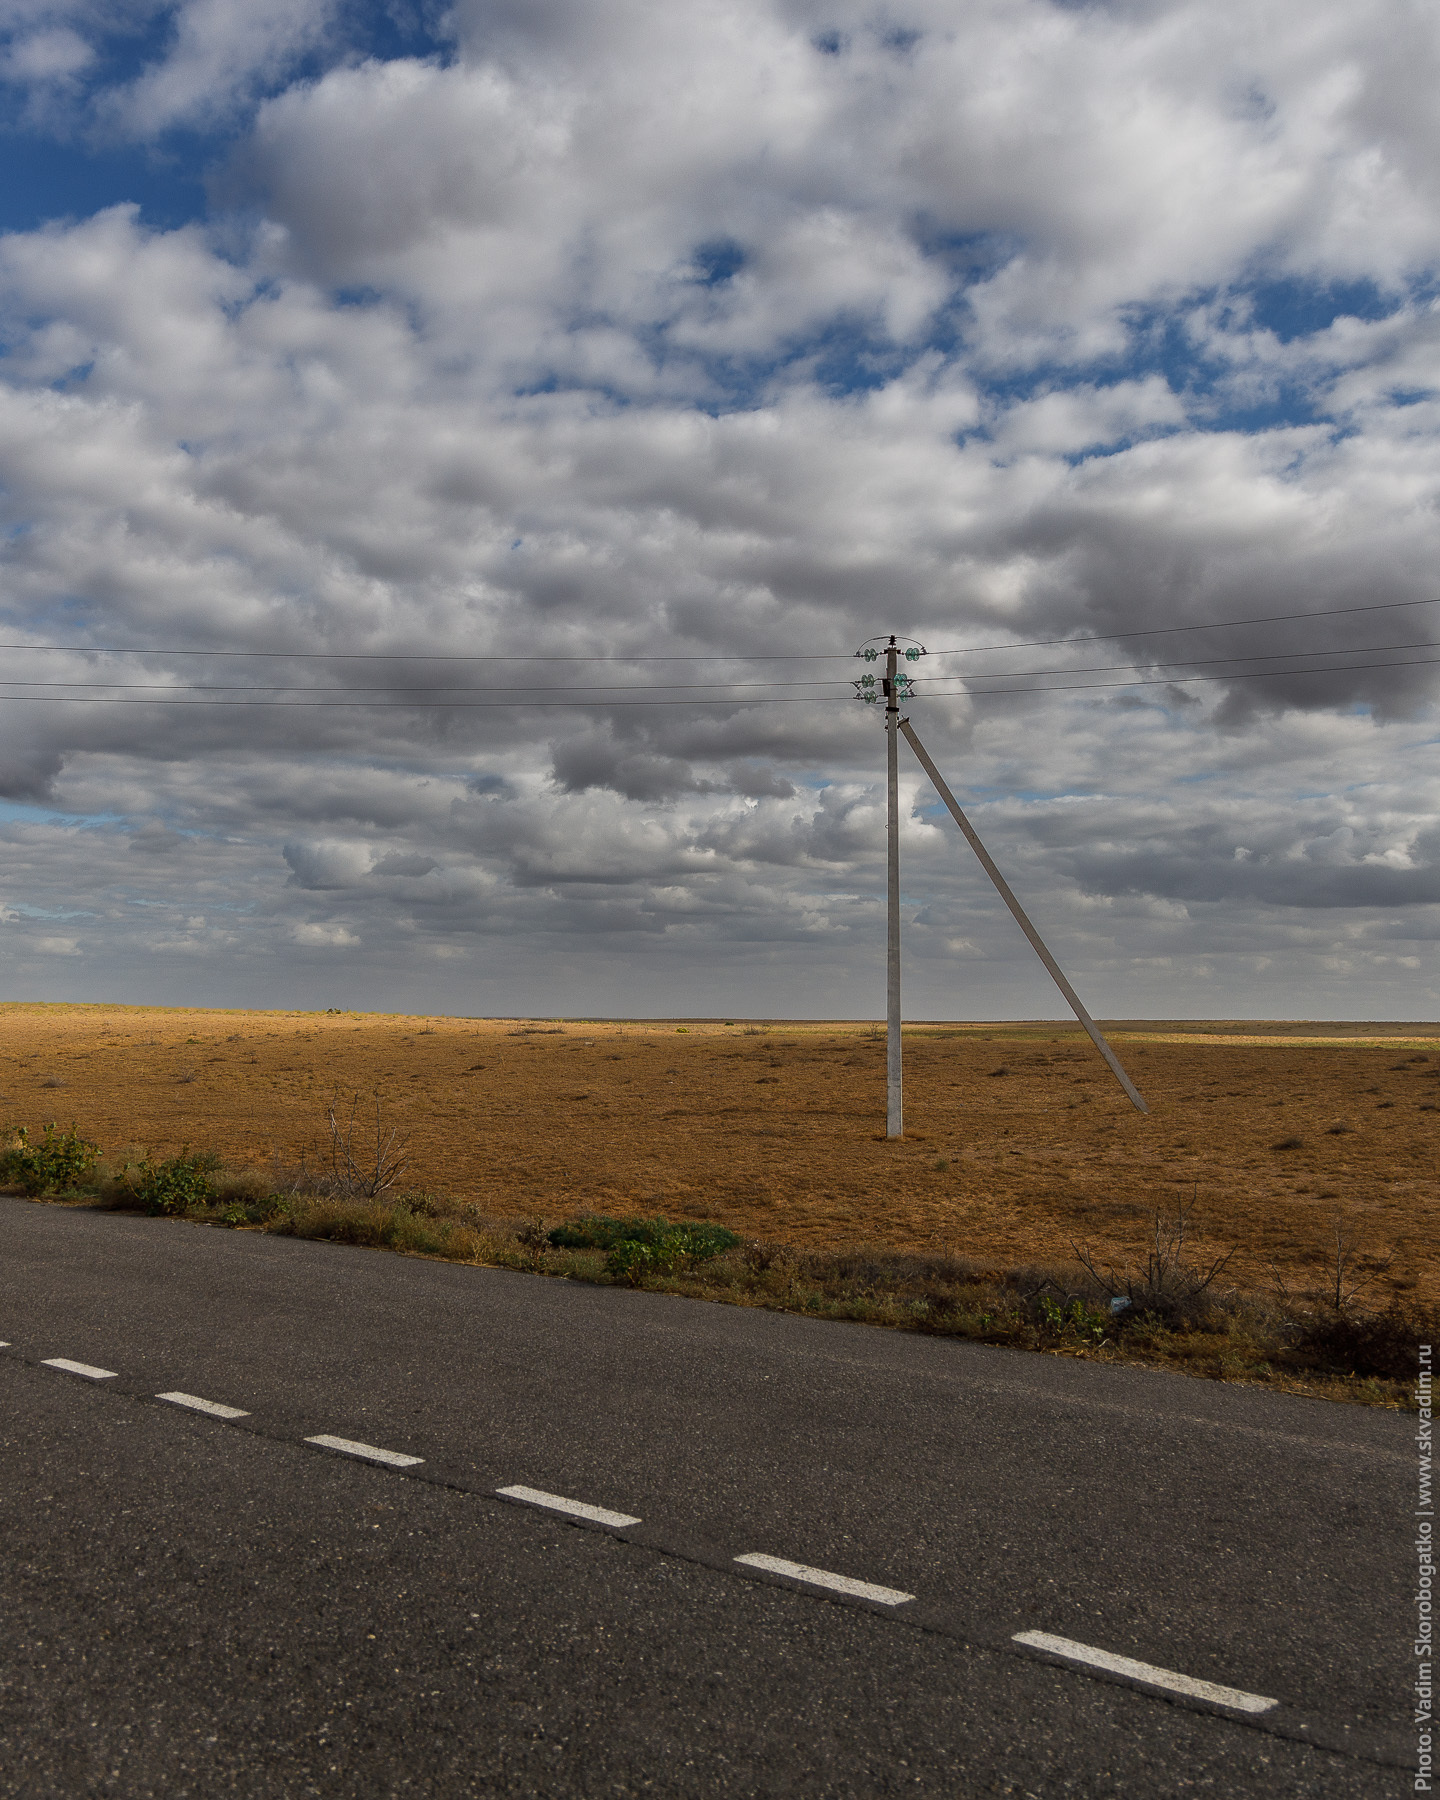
[0,1198,1413,1797]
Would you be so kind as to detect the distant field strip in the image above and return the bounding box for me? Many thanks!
[1,1004,1432,1311]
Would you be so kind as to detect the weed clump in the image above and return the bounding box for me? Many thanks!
[1072,1197,1236,1331]
[218,1192,287,1227]
[1292,1305,1439,1383]
[548,1214,737,1256]
[120,1149,221,1216]
[547,1213,740,1283]
[0,1122,99,1196]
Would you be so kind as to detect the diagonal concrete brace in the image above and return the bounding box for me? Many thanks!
[900,717,1149,1115]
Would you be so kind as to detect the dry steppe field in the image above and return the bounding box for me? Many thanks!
[2,1003,1436,1306]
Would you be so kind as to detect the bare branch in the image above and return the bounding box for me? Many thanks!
[324,1088,410,1198]
[1072,1191,1237,1321]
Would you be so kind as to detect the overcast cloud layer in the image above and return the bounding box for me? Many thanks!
[0,0,1437,1018]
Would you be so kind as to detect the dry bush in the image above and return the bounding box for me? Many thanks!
[1317,1210,1393,1312]
[1292,1304,1437,1383]
[277,1090,411,1199]
[326,1089,408,1197]
[1073,1196,1236,1328]
[1270,1207,1396,1315]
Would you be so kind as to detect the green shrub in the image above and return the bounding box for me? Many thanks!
[608,1222,741,1284]
[546,1214,740,1284]
[548,1213,739,1259]
[219,1192,286,1227]
[547,1214,739,1282]
[1037,1294,1110,1344]
[0,1122,99,1196]
[122,1148,221,1217]
[605,1237,669,1283]
[548,1213,653,1250]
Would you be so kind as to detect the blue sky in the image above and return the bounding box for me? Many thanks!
[0,0,1436,1016]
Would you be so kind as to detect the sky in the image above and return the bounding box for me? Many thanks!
[0,0,1437,1020]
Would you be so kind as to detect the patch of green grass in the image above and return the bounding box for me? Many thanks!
[544,1213,741,1285]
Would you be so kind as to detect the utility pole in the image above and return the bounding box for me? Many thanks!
[856,635,921,1139]
[885,636,902,1138]
[854,634,1146,1126]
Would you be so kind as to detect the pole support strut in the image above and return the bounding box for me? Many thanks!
[899,717,1148,1115]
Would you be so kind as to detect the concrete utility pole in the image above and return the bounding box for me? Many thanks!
[856,634,920,1139]
[885,636,903,1138]
[854,632,1147,1128]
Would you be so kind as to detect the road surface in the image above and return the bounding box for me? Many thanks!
[0,1199,1412,1795]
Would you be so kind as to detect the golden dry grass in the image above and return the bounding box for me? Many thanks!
[2,1002,1435,1306]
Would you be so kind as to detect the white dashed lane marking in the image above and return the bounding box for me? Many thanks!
[1012,1631,1278,1713]
[157,1391,250,1420]
[734,1553,915,1607]
[3,1346,1322,1742]
[304,1434,424,1469]
[497,1485,642,1528]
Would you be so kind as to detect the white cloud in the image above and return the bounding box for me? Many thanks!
[3,27,94,83]
[0,1,1435,1016]
[114,0,335,135]
[0,0,339,136]
[291,921,360,948]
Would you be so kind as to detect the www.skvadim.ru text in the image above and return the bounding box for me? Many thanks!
[1419,1344,1433,1792]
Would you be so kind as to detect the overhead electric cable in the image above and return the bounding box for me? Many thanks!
[0,594,1433,665]
[917,636,1440,685]
[1,637,1435,696]
[923,594,1440,658]
[0,677,855,695]
[1,652,1436,706]
[920,653,1440,699]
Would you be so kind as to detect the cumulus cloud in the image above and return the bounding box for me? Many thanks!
[291,921,360,948]
[0,0,338,135]
[3,26,94,84]
[0,0,1435,1016]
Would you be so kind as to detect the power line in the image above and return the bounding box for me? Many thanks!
[0,594,1434,665]
[1,639,1435,698]
[1,652,1436,707]
[925,594,1440,658]
[929,653,1440,700]
[923,636,1440,686]
[0,677,852,696]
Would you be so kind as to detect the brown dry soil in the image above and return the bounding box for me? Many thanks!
[2,1003,1436,1306]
